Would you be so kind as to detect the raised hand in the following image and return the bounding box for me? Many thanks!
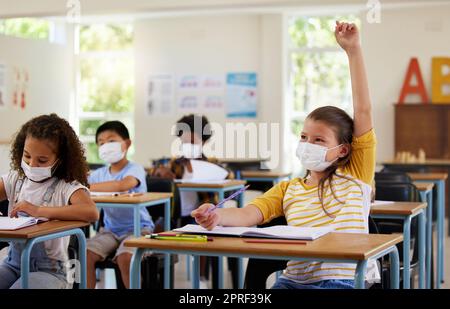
[335,21,361,54]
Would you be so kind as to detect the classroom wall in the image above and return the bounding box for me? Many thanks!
[361,5,450,162]
[134,14,286,171]
[0,30,73,174]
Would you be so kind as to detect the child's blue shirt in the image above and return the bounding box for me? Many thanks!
[88,161,154,236]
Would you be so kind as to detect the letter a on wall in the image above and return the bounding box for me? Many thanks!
[432,57,450,104]
[398,58,429,104]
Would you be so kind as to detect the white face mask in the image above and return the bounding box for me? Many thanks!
[99,142,125,164]
[21,159,58,182]
[181,143,202,159]
[296,142,342,172]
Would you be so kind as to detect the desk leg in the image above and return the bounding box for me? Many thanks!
[354,260,368,289]
[163,199,171,289]
[133,206,141,237]
[217,190,225,289]
[74,229,87,289]
[389,246,400,289]
[238,186,245,289]
[437,180,445,287]
[418,211,425,289]
[192,255,200,289]
[130,248,144,289]
[403,216,412,289]
[20,240,32,289]
[426,191,433,289]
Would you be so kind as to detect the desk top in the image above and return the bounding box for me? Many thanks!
[176,180,247,188]
[413,182,434,192]
[92,192,172,204]
[383,159,450,166]
[240,171,292,179]
[371,201,427,216]
[0,220,89,239]
[408,173,448,181]
[124,232,402,260]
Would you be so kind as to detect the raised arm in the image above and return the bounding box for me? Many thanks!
[335,21,373,137]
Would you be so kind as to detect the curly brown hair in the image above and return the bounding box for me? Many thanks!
[10,113,89,186]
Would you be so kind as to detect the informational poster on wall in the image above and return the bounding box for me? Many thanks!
[176,74,225,113]
[0,63,7,109]
[146,74,174,116]
[226,72,257,118]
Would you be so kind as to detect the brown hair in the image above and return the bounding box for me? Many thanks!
[304,106,361,217]
[10,113,89,186]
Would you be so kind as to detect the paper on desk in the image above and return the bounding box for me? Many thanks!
[90,191,128,197]
[371,200,396,206]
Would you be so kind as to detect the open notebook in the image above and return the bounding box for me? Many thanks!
[174,224,332,241]
[0,216,49,231]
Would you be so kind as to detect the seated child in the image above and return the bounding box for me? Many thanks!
[86,121,153,289]
[0,114,98,289]
[192,21,377,289]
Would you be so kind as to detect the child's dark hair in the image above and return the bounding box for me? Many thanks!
[304,106,360,217]
[10,113,89,186]
[95,121,130,144]
[175,114,212,142]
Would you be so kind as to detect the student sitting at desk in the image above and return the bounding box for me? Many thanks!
[86,121,153,289]
[192,21,376,289]
[0,114,98,289]
[150,114,234,287]
[150,114,234,226]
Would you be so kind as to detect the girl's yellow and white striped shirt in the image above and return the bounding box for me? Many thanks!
[250,129,376,284]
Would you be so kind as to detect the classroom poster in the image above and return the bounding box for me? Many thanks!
[200,75,225,112]
[226,72,257,118]
[146,74,174,116]
[0,63,6,109]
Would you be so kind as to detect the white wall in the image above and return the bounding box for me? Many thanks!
[361,5,450,162]
[134,14,286,170]
[0,32,73,174]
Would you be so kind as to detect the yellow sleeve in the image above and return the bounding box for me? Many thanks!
[249,181,290,224]
[342,129,377,185]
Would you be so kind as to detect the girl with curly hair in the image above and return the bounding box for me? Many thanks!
[0,113,99,289]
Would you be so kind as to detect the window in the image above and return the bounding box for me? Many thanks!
[76,24,135,164]
[286,15,360,175]
[0,18,50,40]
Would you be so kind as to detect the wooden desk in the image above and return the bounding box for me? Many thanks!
[413,182,434,192]
[175,180,246,288]
[91,192,173,237]
[92,192,173,289]
[0,220,89,289]
[408,173,447,288]
[370,202,426,289]
[125,233,403,289]
[240,171,291,185]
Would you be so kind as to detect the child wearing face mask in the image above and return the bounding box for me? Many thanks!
[192,21,377,289]
[86,121,152,289]
[0,114,99,289]
[150,114,235,288]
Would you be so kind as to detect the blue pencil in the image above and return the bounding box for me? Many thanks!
[206,185,250,214]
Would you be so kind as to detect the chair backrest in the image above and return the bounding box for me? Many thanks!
[0,200,7,216]
[381,166,430,173]
[145,174,175,220]
[375,182,420,202]
[375,172,412,184]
